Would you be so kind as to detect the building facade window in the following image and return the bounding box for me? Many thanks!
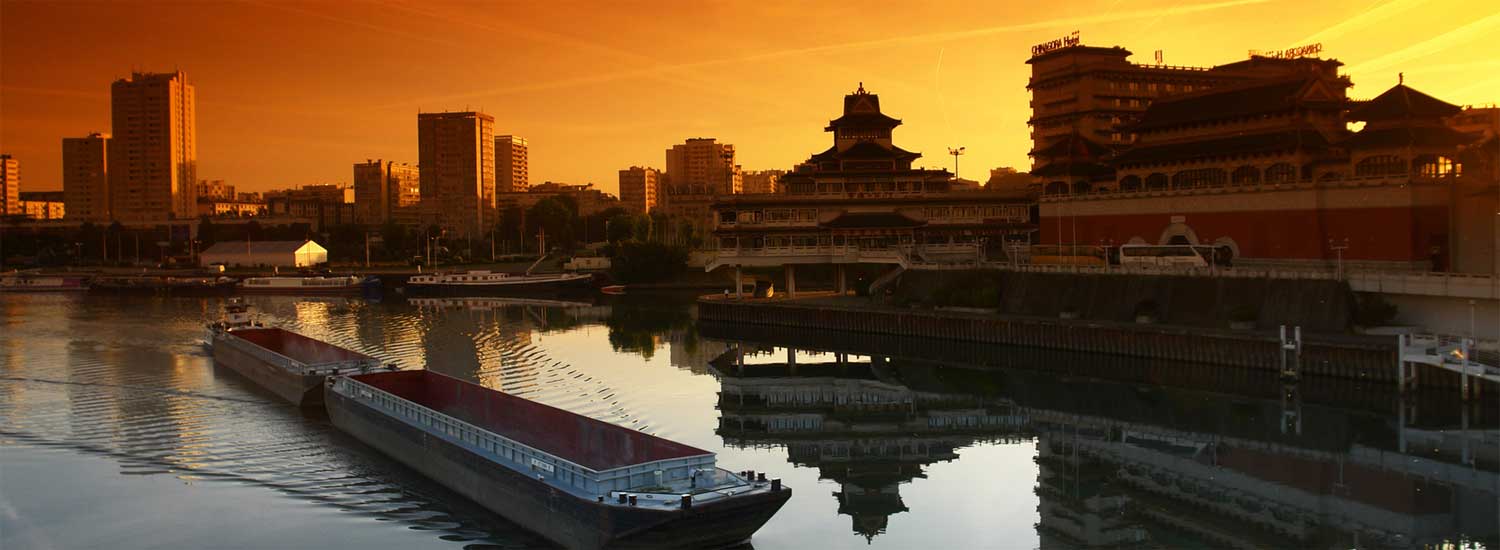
[1414,155,1461,177]
[1145,173,1169,190]
[1231,166,1260,185]
[1118,175,1142,192]
[1265,163,1296,183]
[1171,168,1227,189]
[1354,155,1405,177]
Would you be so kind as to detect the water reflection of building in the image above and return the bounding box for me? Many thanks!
[711,349,1028,541]
[1025,380,1499,549]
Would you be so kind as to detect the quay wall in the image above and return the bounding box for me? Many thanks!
[894,271,1353,332]
[698,298,1409,384]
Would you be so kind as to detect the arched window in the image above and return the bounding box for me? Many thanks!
[1118,175,1142,192]
[1318,171,1342,181]
[1354,155,1405,177]
[1072,181,1092,194]
[1231,166,1260,185]
[1044,181,1069,195]
[1265,163,1296,183]
[1172,169,1228,189]
[1145,173,1169,190]
[1414,155,1461,177]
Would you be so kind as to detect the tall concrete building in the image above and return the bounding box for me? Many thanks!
[741,170,783,194]
[617,166,659,213]
[418,111,495,237]
[62,133,111,221]
[110,71,198,221]
[0,155,19,216]
[664,138,741,196]
[496,135,529,192]
[354,159,421,225]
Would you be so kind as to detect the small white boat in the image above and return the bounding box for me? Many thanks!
[0,273,91,292]
[237,275,375,295]
[406,270,593,295]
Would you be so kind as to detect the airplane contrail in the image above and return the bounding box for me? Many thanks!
[1345,12,1500,75]
[378,0,1269,109]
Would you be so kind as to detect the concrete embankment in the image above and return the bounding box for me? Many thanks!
[893,270,1354,332]
[697,295,1425,386]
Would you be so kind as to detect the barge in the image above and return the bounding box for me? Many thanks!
[0,273,90,292]
[326,370,791,549]
[210,323,381,406]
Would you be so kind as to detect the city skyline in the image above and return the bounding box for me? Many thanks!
[2,0,1497,196]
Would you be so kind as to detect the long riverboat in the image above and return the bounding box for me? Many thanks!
[0,273,91,292]
[326,370,791,549]
[209,321,382,406]
[405,270,594,295]
[237,275,376,295]
[91,275,237,295]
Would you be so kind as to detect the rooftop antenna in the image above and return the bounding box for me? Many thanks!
[1399,72,1404,85]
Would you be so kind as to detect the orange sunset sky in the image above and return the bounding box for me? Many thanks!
[2,0,1497,196]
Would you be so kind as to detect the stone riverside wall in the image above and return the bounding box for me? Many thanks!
[893,271,1354,332]
[697,298,1404,383]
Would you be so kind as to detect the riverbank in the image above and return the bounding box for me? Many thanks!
[697,293,1436,386]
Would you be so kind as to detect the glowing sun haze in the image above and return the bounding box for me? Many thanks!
[2,0,1495,195]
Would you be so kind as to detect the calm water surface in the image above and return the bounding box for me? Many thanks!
[2,293,1496,549]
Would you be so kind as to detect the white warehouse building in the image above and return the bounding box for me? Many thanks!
[199,240,329,268]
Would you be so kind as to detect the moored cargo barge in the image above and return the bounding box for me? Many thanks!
[211,327,380,406]
[326,370,791,550]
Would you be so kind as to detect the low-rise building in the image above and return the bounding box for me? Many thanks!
[18,191,66,220]
[618,166,659,213]
[497,182,621,217]
[199,239,328,267]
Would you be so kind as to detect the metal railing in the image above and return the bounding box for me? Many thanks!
[331,376,717,497]
[219,334,377,375]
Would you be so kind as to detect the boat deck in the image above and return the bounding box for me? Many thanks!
[230,328,374,373]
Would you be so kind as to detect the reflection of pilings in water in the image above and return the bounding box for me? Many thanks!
[698,301,1401,382]
[703,322,1415,413]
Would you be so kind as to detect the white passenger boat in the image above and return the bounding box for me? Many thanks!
[237,275,376,295]
[405,270,594,295]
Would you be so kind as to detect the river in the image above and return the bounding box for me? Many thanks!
[1,293,1495,549]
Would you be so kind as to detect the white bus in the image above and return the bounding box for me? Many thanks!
[1117,244,1223,268]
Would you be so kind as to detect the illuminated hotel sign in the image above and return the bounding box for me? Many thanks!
[1248,43,1323,60]
[1031,31,1081,57]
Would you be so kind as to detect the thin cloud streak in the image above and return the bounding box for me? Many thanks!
[1291,0,1425,46]
[1344,12,1500,74]
[378,0,1269,109]
[242,0,467,49]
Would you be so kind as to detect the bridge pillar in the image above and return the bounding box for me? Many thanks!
[835,264,847,295]
[785,264,797,297]
[734,265,743,299]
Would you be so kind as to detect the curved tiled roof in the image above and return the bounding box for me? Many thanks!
[820,211,926,228]
[1112,130,1330,165]
[1342,125,1476,149]
[1347,84,1462,121]
[1131,78,1319,132]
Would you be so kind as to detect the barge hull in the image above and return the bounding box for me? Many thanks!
[212,336,325,406]
[325,386,790,549]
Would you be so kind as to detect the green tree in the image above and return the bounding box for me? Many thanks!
[197,216,218,249]
[605,213,635,244]
[527,197,576,252]
[381,221,409,260]
[632,213,654,242]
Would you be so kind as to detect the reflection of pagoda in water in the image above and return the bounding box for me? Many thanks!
[711,348,1027,541]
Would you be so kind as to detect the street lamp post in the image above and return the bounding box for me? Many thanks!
[948,147,966,180]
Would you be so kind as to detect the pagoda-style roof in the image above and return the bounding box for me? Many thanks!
[1347,83,1462,122]
[826,83,903,131]
[820,211,926,229]
[1342,125,1476,149]
[1112,130,1330,165]
[1030,132,1113,158]
[1132,78,1338,132]
[807,141,921,164]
